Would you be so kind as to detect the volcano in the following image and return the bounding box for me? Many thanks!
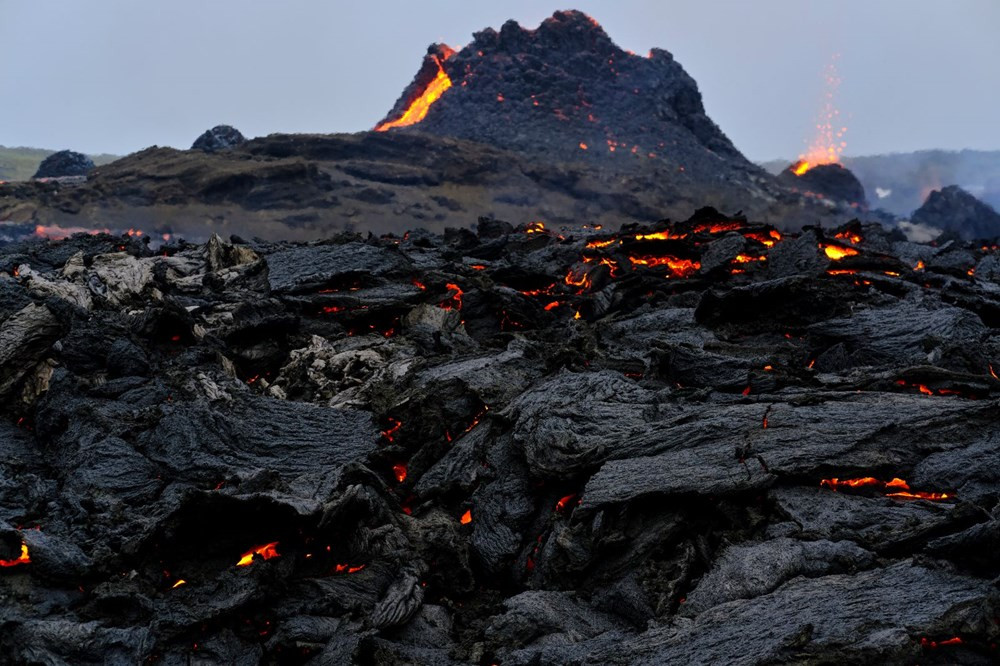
[0,11,857,241]
[376,11,748,174]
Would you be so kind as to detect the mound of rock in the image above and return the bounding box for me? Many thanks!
[778,162,868,208]
[192,125,247,152]
[0,209,998,663]
[376,10,765,192]
[911,184,1000,241]
[32,150,95,179]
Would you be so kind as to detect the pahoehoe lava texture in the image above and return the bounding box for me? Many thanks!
[0,210,999,664]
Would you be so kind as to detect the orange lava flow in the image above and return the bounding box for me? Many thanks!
[821,477,951,501]
[333,563,366,574]
[628,256,700,277]
[236,542,280,567]
[375,49,454,132]
[0,542,30,568]
[693,221,744,234]
[392,464,408,483]
[821,244,859,260]
[460,509,473,524]
[634,231,686,241]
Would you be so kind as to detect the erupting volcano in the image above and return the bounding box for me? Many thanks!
[791,54,848,176]
[373,10,761,188]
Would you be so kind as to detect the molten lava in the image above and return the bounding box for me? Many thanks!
[821,244,859,260]
[792,54,848,175]
[392,463,408,483]
[0,542,30,568]
[460,509,472,524]
[236,542,280,567]
[628,256,700,277]
[821,477,951,501]
[375,48,455,132]
[439,283,464,310]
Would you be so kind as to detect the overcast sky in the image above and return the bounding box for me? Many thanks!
[1,0,997,160]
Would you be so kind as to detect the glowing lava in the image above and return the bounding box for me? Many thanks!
[236,542,280,567]
[0,542,30,568]
[821,244,859,260]
[792,54,848,175]
[375,48,455,132]
[821,477,951,501]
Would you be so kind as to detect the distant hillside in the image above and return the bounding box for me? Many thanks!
[761,150,1000,217]
[0,146,120,181]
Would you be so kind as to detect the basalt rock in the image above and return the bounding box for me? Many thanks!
[192,124,247,152]
[32,150,95,179]
[911,184,1000,241]
[0,209,998,663]
[778,162,868,208]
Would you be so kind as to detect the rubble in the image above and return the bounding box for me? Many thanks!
[0,208,998,663]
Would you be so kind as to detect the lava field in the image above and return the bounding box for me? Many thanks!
[1,209,999,664]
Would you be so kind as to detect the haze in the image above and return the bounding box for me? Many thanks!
[2,0,997,160]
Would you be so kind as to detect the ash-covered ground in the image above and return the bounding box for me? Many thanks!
[1,210,999,664]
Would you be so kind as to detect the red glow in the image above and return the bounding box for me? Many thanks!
[392,464,408,483]
[460,509,472,524]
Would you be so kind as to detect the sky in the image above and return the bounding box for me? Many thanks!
[1,0,997,161]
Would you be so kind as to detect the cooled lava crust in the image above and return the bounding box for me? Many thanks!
[0,209,999,663]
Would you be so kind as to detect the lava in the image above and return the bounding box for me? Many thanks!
[821,477,951,501]
[381,418,403,442]
[392,463,408,483]
[460,509,472,524]
[628,256,700,277]
[236,542,280,567]
[792,54,848,175]
[439,283,464,310]
[821,244,859,260]
[0,542,30,568]
[555,494,577,513]
[375,48,455,132]
[920,636,963,649]
[333,563,366,574]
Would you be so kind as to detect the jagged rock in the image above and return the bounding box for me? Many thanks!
[0,204,997,664]
[911,185,1000,240]
[191,125,247,152]
[32,150,95,179]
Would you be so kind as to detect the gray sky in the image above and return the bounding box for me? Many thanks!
[1,0,997,160]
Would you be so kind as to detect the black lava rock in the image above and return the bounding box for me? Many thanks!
[191,125,246,152]
[32,151,95,179]
[911,185,1000,241]
[376,10,757,185]
[779,162,868,207]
